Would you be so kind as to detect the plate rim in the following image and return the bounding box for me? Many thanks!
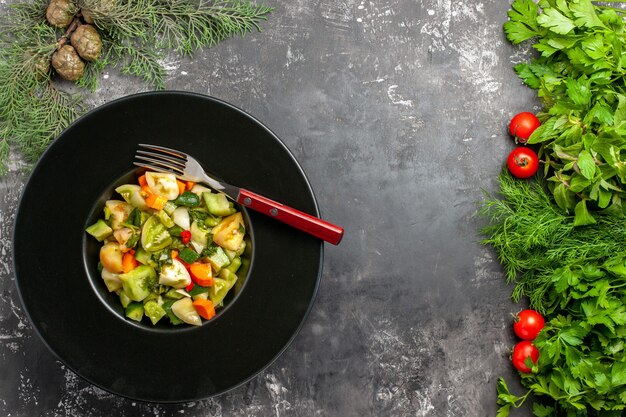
[12,90,325,402]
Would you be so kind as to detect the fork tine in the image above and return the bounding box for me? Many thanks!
[133,162,176,175]
[138,143,187,160]
[134,155,186,176]
[136,150,186,169]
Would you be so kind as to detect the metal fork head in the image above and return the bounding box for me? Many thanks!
[134,144,201,182]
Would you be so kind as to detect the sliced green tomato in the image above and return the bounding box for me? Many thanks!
[219,268,238,286]
[163,201,177,215]
[209,278,229,306]
[115,184,141,204]
[119,265,158,301]
[130,190,149,210]
[141,215,172,252]
[212,212,245,251]
[146,172,180,200]
[190,184,211,195]
[159,259,192,289]
[171,297,202,326]
[209,274,237,306]
[225,256,242,274]
[190,220,209,247]
[156,210,175,228]
[101,269,122,292]
[119,290,132,308]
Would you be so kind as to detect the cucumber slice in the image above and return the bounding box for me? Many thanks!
[134,247,157,267]
[203,192,236,216]
[205,246,231,273]
[86,219,113,241]
[125,302,144,321]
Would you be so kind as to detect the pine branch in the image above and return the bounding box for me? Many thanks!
[0,0,272,174]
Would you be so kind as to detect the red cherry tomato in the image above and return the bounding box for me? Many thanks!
[509,112,540,143]
[514,309,545,340]
[507,147,539,179]
[512,341,539,373]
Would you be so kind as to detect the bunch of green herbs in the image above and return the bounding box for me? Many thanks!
[481,171,626,416]
[505,0,626,225]
[0,0,272,175]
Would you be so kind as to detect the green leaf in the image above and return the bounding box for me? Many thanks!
[581,33,607,60]
[537,7,576,35]
[598,187,612,208]
[573,200,596,226]
[532,403,555,417]
[570,0,606,29]
[515,63,541,88]
[547,36,578,50]
[527,123,551,144]
[587,101,614,125]
[553,182,576,211]
[496,404,511,417]
[569,174,591,193]
[609,305,626,326]
[577,150,596,179]
[497,377,511,397]
[595,372,612,394]
[620,389,626,403]
[504,0,539,44]
[614,95,626,126]
[559,325,586,346]
[566,76,592,108]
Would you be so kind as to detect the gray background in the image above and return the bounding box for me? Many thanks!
[1,0,538,415]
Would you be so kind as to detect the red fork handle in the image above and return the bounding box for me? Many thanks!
[237,189,344,245]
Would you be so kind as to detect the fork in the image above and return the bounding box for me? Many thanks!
[134,144,344,245]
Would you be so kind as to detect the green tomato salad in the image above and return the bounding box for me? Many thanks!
[85,171,250,326]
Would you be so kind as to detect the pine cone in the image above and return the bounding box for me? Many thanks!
[51,45,85,81]
[46,0,76,28]
[71,24,102,62]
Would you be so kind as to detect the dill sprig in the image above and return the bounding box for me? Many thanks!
[0,0,272,174]
[479,171,626,311]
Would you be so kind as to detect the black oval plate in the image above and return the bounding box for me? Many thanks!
[13,91,323,403]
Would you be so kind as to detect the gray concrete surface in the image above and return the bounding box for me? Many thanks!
[1,0,538,415]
